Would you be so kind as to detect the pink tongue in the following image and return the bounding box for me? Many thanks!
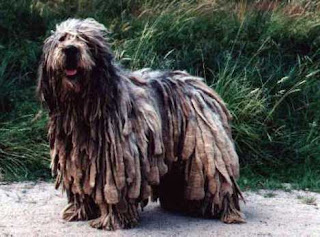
[65,69,77,76]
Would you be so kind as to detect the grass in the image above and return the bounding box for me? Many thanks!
[0,0,319,191]
[297,195,317,205]
[263,192,276,198]
[0,88,50,181]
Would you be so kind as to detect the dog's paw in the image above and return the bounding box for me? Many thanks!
[89,212,139,230]
[221,209,246,224]
[62,202,98,222]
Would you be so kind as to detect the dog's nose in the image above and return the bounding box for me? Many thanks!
[64,45,79,56]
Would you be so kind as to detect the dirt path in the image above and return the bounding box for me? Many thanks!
[0,182,319,237]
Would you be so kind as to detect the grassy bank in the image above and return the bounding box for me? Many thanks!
[0,0,319,190]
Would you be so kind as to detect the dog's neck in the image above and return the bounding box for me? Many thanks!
[50,71,138,142]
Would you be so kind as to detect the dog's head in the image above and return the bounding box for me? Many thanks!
[38,18,114,105]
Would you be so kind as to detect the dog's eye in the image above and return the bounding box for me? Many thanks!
[59,34,66,42]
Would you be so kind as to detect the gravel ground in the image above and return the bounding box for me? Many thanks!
[0,182,319,237]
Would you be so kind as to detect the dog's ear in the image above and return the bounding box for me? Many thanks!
[36,57,45,101]
[79,18,113,64]
[37,57,47,103]
[37,55,54,111]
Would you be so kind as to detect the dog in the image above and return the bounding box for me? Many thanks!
[37,18,245,230]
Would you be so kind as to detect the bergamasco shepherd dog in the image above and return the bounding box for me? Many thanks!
[37,18,245,230]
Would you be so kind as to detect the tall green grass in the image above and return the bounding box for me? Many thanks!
[0,87,50,180]
[0,0,319,189]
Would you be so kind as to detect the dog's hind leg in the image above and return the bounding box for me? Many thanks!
[157,156,245,223]
[159,167,245,223]
[62,192,100,221]
[190,175,246,224]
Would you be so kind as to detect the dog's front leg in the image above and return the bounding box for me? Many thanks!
[62,192,99,222]
[90,202,139,230]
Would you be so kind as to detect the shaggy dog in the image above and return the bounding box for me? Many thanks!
[38,18,245,230]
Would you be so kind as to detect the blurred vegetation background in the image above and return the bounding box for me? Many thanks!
[0,0,319,190]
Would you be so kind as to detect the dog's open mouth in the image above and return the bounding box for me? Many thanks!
[65,68,78,79]
[66,69,77,76]
[63,67,81,92]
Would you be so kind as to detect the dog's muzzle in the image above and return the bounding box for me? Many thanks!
[63,45,79,78]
